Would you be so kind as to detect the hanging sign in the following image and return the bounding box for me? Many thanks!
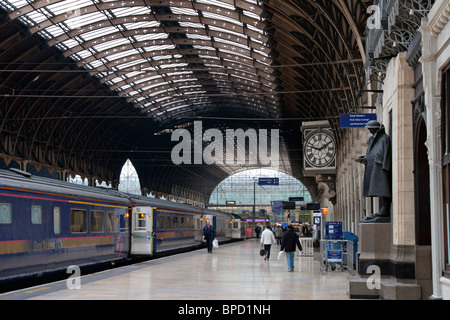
[340,113,377,128]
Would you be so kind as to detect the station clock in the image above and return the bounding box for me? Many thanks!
[304,129,336,168]
[301,121,337,176]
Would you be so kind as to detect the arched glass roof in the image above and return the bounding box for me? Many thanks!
[209,168,312,206]
[1,0,279,122]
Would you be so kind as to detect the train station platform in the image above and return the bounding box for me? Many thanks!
[0,238,350,300]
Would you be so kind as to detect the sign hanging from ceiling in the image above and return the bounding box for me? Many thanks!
[339,113,377,128]
[258,178,279,185]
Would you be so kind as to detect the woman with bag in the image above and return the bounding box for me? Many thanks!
[280,224,302,271]
[260,225,276,261]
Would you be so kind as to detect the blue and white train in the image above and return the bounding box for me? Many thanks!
[0,168,244,290]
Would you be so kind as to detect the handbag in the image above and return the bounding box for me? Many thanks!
[259,244,265,256]
[212,239,219,248]
[277,250,286,260]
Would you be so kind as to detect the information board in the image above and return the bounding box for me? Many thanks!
[258,177,279,185]
[339,113,377,128]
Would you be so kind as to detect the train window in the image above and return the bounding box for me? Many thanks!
[157,215,164,230]
[0,203,12,224]
[185,217,192,229]
[136,213,146,231]
[165,215,172,229]
[180,217,185,228]
[54,207,61,234]
[173,216,179,229]
[71,209,87,233]
[107,212,118,232]
[31,206,42,224]
[91,211,105,233]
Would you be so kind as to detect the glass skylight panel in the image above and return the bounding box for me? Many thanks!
[243,9,261,21]
[89,60,104,69]
[41,24,66,38]
[196,0,235,11]
[65,11,106,31]
[165,71,193,77]
[61,38,80,49]
[126,70,145,79]
[93,38,130,52]
[159,62,189,69]
[166,105,189,113]
[178,21,204,29]
[170,6,197,16]
[45,0,92,16]
[119,84,132,91]
[134,34,169,44]
[214,36,248,50]
[123,20,160,30]
[109,76,126,84]
[152,54,175,61]
[107,48,139,62]
[111,6,150,18]
[25,9,48,24]
[208,24,246,39]
[185,33,210,41]
[1,0,27,10]
[201,10,241,25]
[117,58,148,70]
[246,23,264,35]
[134,74,161,85]
[76,49,95,60]
[81,26,117,41]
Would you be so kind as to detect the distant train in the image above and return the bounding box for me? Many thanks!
[0,168,244,289]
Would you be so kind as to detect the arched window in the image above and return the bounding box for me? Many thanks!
[118,159,141,195]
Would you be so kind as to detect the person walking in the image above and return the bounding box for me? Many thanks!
[275,225,283,245]
[255,225,261,238]
[202,220,217,253]
[280,224,302,272]
[260,225,276,261]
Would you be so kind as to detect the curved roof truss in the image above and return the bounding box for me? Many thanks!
[2,0,279,124]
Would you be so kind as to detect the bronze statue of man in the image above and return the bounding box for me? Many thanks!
[355,120,392,223]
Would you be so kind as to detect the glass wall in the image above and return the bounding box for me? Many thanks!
[209,168,312,225]
[209,168,312,205]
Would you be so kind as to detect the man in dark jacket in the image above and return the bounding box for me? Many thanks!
[202,220,217,253]
[281,224,302,272]
[356,120,392,223]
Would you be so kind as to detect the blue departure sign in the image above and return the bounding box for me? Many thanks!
[258,178,279,185]
[340,113,377,128]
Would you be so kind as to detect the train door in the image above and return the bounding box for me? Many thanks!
[231,219,243,239]
[130,206,153,255]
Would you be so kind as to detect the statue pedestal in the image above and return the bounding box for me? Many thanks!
[348,222,422,299]
[358,222,392,275]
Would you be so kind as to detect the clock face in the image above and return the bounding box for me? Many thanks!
[304,130,336,168]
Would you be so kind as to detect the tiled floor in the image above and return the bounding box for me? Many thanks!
[1,239,350,300]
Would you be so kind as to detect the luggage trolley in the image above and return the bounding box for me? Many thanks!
[323,239,344,271]
[322,222,344,272]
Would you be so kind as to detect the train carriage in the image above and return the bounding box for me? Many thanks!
[0,168,242,288]
[0,168,131,284]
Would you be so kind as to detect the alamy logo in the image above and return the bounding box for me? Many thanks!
[366,5,382,30]
[171,121,280,168]
[366,265,381,290]
[66,265,81,290]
